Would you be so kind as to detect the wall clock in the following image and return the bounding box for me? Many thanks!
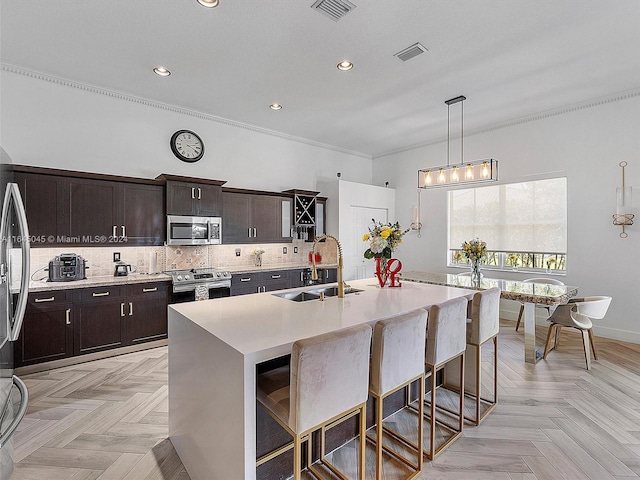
[170,130,205,163]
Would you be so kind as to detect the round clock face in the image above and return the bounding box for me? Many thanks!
[170,130,204,162]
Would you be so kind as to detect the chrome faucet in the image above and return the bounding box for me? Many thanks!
[311,234,346,298]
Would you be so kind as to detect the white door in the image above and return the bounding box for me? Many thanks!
[344,206,388,281]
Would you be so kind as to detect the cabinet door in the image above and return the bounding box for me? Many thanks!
[262,271,290,292]
[15,292,73,366]
[74,286,126,355]
[166,181,197,215]
[120,183,165,245]
[289,269,307,288]
[69,178,119,241]
[195,184,222,216]
[15,172,69,246]
[124,283,169,345]
[223,192,252,243]
[252,195,283,243]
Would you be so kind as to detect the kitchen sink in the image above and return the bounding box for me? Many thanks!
[273,286,363,302]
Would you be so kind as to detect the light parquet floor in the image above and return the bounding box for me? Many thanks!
[11,319,640,480]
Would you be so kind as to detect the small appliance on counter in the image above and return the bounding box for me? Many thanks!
[48,253,87,282]
[114,261,133,277]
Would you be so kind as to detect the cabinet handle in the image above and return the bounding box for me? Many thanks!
[113,225,117,237]
[271,275,281,279]
[121,225,126,237]
[300,271,304,282]
[121,303,125,317]
[65,308,71,325]
[248,228,252,238]
[191,187,196,199]
[253,227,257,237]
[34,296,55,303]
[129,302,133,316]
[198,188,202,200]
[142,287,157,293]
[93,292,110,297]
[240,277,251,282]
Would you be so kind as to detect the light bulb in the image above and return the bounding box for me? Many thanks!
[465,164,474,180]
[481,161,489,178]
[451,166,459,182]
[438,168,446,183]
[424,171,432,186]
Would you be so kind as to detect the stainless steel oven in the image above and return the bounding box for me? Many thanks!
[165,268,231,303]
[167,215,222,246]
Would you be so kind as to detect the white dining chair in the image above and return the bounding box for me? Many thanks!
[515,277,565,331]
[543,296,612,370]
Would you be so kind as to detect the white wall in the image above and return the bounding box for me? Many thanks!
[373,95,640,343]
[0,69,372,191]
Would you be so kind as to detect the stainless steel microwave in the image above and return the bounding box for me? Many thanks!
[167,215,222,246]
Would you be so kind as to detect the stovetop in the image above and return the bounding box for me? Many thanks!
[165,267,232,284]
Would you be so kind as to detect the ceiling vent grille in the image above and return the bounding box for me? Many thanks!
[394,43,428,62]
[311,0,356,22]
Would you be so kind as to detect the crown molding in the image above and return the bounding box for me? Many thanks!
[1,63,372,160]
[374,88,640,159]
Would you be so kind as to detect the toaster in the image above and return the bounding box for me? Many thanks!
[48,254,88,282]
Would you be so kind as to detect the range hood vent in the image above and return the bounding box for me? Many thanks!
[311,0,356,22]
[394,43,428,62]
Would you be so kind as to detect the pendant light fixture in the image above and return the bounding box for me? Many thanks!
[418,95,498,189]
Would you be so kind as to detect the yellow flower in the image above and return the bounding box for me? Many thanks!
[380,228,391,239]
[362,233,370,241]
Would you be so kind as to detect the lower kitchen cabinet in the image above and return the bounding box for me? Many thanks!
[231,269,294,296]
[124,282,169,345]
[15,281,170,367]
[75,285,126,355]
[15,290,74,367]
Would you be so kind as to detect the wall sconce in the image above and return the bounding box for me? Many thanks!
[418,95,499,189]
[410,190,422,237]
[613,161,634,238]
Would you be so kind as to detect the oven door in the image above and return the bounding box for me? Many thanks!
[167,216,212,246]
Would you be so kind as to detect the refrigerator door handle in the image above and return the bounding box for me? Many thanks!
[0,375,29,448]
[2,184,30,342]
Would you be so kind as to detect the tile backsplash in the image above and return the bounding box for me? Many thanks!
[29,240,338,278]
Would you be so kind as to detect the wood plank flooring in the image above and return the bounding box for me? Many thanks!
[11,319,640,480]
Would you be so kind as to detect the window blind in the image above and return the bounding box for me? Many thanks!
[448,177,567,253]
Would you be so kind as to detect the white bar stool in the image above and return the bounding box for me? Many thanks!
[256,323,372,480]
[368,309,427,480]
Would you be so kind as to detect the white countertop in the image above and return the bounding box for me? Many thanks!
[169,278,476,361]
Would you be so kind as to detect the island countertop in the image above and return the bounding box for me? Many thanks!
[168,278,477,480]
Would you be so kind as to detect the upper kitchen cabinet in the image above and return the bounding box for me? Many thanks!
[14,166,165,247]
[222,189,291,244]
[283,189,321,241]
[157,174,226,217]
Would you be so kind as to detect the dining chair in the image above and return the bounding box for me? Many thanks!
[515,277,565,331]
[542,296,612,370]
[256,323,372,480]
[368,309,427,480]
[422,296,468,460]
[465,287,501,425]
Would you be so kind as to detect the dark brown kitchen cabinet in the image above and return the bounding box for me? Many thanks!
[14,291,74,367]
[231,270,292,296]
[124,282,169,345]
[159,175,225,217]
[74,286,126,355]
[14,167,165,247]
[222,191,289,244]
[288,268,307,288]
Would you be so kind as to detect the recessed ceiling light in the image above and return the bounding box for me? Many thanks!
[197,0,219,7]
[337,60,353,71]
[153,66,171,77]
[269,103,283,111]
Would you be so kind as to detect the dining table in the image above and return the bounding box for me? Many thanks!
[401,271,578,364]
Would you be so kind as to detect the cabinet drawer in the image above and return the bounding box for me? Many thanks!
[77,285,125,302]
[27,290,73,309]
[126,281,170,298]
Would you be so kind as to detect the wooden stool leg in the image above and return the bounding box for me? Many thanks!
[581,329,592,370]
[543,324,557,359]
[588,328,598,360]
[515,304,524,331]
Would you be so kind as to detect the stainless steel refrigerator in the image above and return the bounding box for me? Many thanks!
[0,147,30,479]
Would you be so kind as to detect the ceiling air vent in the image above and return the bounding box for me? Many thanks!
[394,43,428,62]
[311,0,356,22]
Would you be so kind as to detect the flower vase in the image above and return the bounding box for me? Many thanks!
[470,259,482,285]
[375,257,389,288]
[255,254,262,267]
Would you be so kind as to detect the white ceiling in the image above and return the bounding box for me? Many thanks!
[2,0,639,158]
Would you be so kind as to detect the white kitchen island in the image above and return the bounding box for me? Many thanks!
[168,278,476,480]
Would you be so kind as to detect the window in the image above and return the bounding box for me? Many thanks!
[448,177,567,273]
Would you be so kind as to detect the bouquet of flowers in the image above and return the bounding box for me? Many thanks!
[461,238,487,262]
[363,220,408,260]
